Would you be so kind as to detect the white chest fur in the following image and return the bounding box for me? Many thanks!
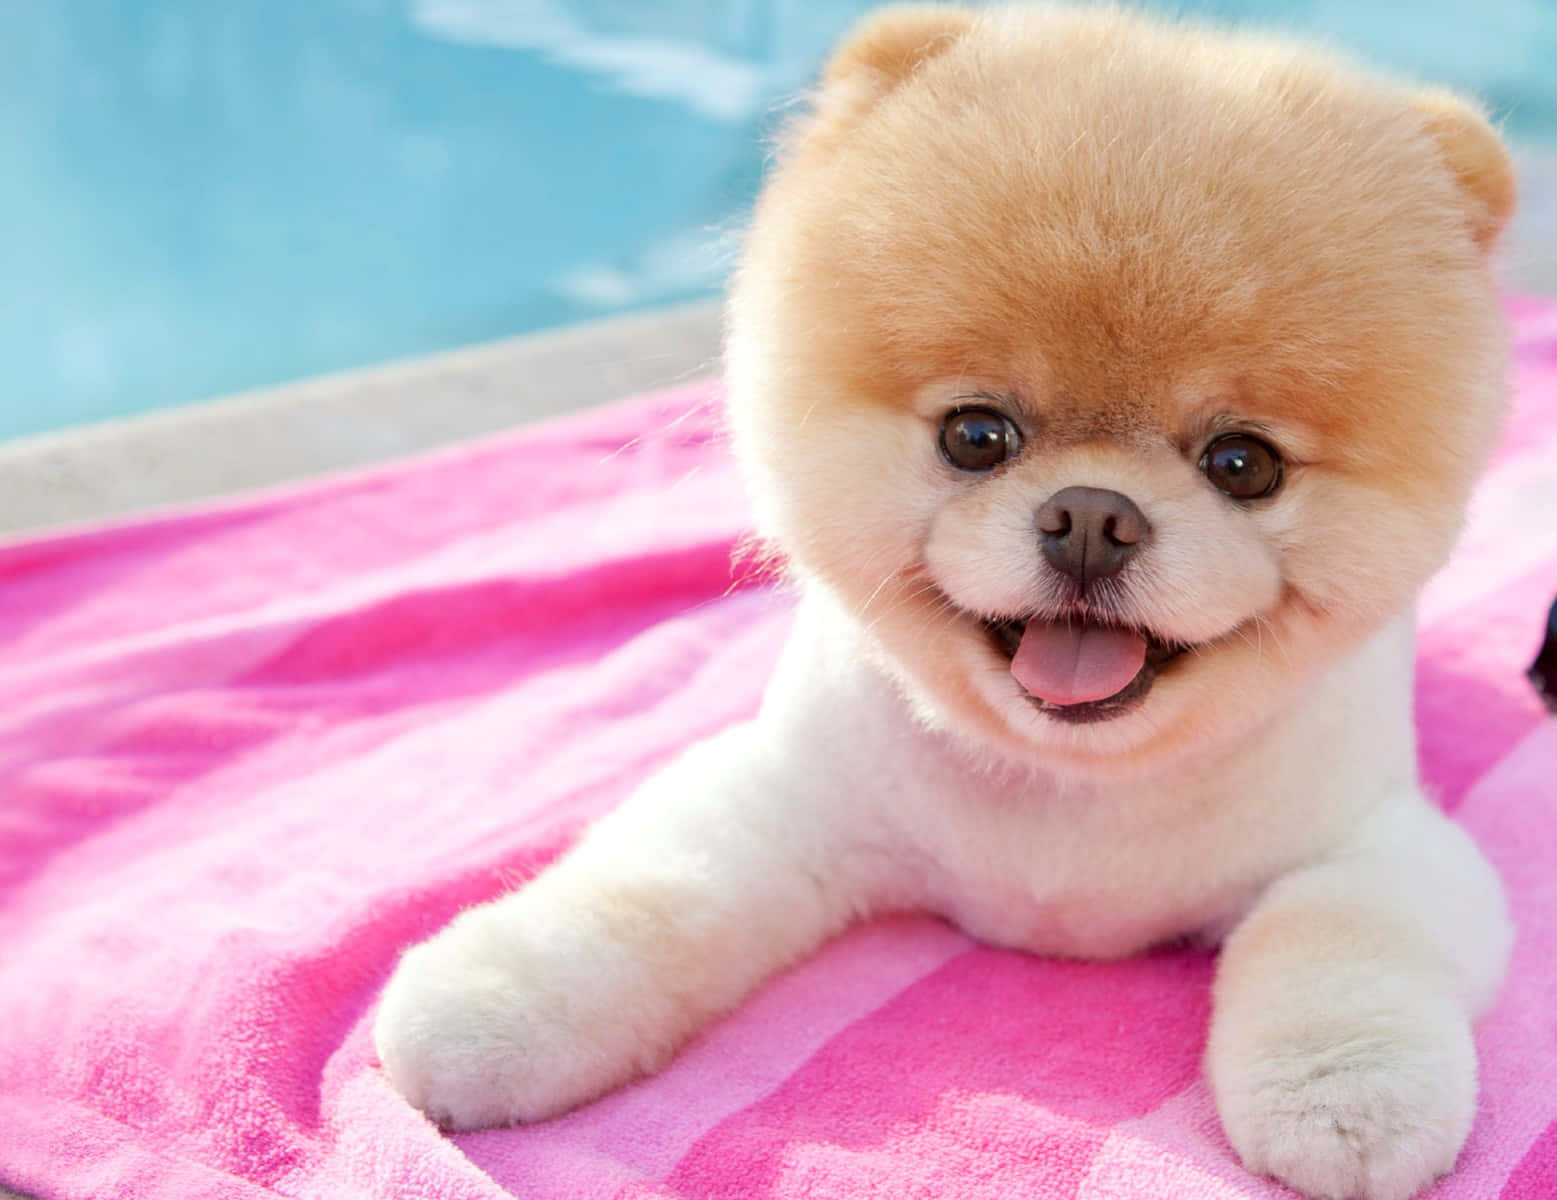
[757,591,1422,959]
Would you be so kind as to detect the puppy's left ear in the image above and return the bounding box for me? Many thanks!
[1413,91,1517,251]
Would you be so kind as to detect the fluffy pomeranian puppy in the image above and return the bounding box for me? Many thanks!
[374,7,1517,1198]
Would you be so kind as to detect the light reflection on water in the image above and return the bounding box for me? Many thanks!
[2,0,1554,440]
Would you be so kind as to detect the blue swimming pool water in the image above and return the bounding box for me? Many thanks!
[4,1,1556,441]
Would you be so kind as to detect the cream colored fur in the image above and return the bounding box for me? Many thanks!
[374,9,1515,1200]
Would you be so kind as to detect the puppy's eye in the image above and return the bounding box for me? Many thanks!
[940,408,1021,471]
[1198,433,1283,500]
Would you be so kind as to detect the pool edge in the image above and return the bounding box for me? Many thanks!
[0,300,724,537]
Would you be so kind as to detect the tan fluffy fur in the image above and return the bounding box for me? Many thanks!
[727,3,1512,771]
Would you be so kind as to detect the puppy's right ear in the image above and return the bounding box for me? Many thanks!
[802,6,974,149]
[823,5,975,90]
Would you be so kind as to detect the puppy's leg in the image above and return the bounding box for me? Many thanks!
[372,721,874,1129]
[1208,798,1510,1200]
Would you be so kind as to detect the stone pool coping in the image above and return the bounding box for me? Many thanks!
[0,300,722,537]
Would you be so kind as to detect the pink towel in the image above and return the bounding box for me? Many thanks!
[2,298,1556,1200]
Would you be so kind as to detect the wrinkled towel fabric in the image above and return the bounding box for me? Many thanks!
[3,298,1557,1200]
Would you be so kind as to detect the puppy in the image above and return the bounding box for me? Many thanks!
[373,8,1516,1199]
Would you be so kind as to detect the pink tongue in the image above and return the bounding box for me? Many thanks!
[1010,618,1148,706]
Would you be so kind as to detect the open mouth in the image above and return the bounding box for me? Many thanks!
[982,614,1188,724]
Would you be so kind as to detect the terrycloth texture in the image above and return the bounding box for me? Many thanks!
[2,299,1556,1200]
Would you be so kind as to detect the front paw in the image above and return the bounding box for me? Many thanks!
[372,904,633,1130]
[1209,985,1476,1200]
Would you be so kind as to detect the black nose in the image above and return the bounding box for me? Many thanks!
[1036,486,1150,587]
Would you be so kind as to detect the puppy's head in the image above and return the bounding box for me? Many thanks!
[727,5,1514,770]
